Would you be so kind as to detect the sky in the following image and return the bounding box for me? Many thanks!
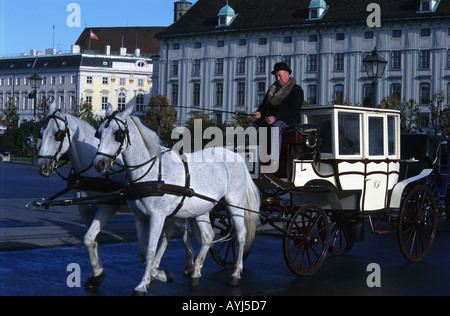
[0,0,198,57]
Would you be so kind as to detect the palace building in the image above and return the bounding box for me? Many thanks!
[155,0,450,126]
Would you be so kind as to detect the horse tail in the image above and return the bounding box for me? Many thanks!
[243,170,260,253]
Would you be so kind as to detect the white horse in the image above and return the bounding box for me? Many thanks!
[93,105,261,295]
[37,103,195,289]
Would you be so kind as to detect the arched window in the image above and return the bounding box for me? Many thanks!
[118,92,126,111]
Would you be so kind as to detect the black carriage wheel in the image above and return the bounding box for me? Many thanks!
[283,205,329,275]
[398,186,437,262]
[328,212,354,255]
[209,209,250,268]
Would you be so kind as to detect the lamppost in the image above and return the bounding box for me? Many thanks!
[28,72,42,164]
[362,47,388,107]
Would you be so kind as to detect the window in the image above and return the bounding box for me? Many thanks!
[391,83,401,100]
[363,84,373,106]
[136,93,144,112]
[237,82,245,106]
[420,28,431,37]
[236,57,246,74]
[257,57,266,73]
[391,51,401,69]
[284,36,292,44]
[102,77,108,85]
[422,1,430,11]
[217,40,225,47]
[194,42,202,49]
[420,83,430,104]
[333,84,344,104]
[193,83,200,106]
[338,112,360,156]
[51,77,56,85]
[259,38,267,45]
[419,50,430,68]
[85,96,92,105]
[138,79,144,87]
[392,30,402,37]
[171,84,178,106]
[368,117,384,156]
[334,53,344,71]
[309,34,318,42]
[171,60,179,76]
[118,92,126,111]
[215,58,224,75]
[238,39,246,46]
[71,75,76,84]
[307,54,317,72]
[173,43,180,50]
[192,59,201,76]
[101,96,108,110]
[308,85,317,105]
[215,83,223,106]
[281,56,291,68]
[447,51,450,68]
[388,116,396,156]
[336,33,345,41]
[257,82,266,105]
[120,78,126,86]
[364,31,374,39]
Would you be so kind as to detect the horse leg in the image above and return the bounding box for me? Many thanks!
[152,218,174,271]
[80,205,116,289]
[189,214,214,287]
[177,219,195,276]
[229,211,246,286]
[134,212,149,265]
[133,214,172,296]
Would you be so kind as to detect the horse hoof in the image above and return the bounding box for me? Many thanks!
[229,277,240,286]
[131,290,146,296]
[190,277,201,287]
[84,271,106,290]
[183,265,194,276]
[164,270,175,283]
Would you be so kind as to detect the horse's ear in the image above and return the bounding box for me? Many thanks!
[105,103,114,117]
[122,104,135,119]
[47,101,57,116]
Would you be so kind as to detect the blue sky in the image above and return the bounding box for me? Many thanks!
[0,0,198,57]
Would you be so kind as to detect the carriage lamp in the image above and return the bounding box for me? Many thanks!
[362,47,388,107]
[28,72,43,164]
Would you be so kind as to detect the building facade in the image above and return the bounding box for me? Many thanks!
[155,0,450,126]
[0,48,153,124]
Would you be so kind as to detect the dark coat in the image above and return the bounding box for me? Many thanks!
[256,83,304,126]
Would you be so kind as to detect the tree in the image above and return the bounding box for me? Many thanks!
[0,98,20,148]
[429,90,449,136]
[72,99,103,129]
[143,95,178,145]
[379,96,422,133]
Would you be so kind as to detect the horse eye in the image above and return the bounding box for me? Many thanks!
[55,130,66,142]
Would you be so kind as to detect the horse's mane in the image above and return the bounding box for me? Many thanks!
[130,116,162,157]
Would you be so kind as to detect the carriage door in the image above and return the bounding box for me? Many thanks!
[362,115,388,212]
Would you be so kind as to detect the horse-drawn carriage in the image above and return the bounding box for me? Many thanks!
[210,104,438,275]
[35,103,438,294]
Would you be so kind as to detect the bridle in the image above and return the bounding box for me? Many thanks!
[95,111,131,167]
[38,110,72,171]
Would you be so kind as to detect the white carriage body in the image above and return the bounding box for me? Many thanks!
[253,105,406,213]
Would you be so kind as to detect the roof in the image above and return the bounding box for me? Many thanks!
[75,27,166,56]
[156,0,450,38]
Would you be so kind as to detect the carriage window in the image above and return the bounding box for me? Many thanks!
[306,114,332,154]
[338,113,360,156]
[369,117,384,156]
[388,116,396,156]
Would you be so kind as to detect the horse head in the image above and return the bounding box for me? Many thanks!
[37,102,72,177]
[94,104,134,173]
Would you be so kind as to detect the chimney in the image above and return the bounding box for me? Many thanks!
[120,47,127,56]
[71,45,80,54]
[105,45,111,55]
[174,0,192,22]
[135,48,141,57]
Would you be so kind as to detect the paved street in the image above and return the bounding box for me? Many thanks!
[1,162,450,297]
